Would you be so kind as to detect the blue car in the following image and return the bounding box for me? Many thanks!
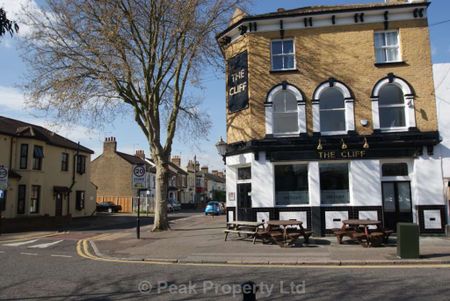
[204,201,223,216]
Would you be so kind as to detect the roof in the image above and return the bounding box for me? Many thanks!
[0,116,94,154]
[116,152,157,173]
[218,1,430,39]
[204,173,225,183]
[169,163,188,175]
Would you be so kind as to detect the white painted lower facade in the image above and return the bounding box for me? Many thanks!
[225,150,447,234]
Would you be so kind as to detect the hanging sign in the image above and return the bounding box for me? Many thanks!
[227,51,249,113]
[0,165,8,190]
[132,165,147,189]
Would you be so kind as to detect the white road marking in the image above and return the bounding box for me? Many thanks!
[0,251,5,254]
[3,239,39,247]
[20,252,38,256]
[28,240,63,249]
[50,254,72,258]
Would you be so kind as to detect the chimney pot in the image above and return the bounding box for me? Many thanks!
[103,136,117,154]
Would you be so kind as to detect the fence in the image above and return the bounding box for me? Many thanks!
[96,196,155,214]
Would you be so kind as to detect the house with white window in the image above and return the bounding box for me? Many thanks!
[217,0,447,235]
[0,116,97,231]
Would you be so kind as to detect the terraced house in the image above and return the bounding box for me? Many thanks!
[0,116,97,230]
[217,0,447,235]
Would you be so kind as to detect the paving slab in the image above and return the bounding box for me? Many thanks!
[91,214,450,266]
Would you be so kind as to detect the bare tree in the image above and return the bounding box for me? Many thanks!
[0,7,19,38]
[21,0,246,231]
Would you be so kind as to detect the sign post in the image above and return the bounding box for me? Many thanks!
[132,165,146,239]
[0,165,8,236]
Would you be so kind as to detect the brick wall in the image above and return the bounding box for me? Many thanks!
[224,20,437,143]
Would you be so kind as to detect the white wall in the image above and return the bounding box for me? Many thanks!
[350,160,382,206]
[252,152,274,207]
[434,63,450,179]
[413,156,445,206]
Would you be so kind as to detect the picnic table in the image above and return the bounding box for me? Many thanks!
[334,219,393,247]
[266,220,313,247]
[224,221,264,244]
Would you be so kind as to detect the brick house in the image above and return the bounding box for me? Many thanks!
[217,0,447,234]
[91,138,188,208]
[0,116,97,230]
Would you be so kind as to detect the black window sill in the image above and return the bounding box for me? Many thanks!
[374,61,407,67]
[270,69,300,74]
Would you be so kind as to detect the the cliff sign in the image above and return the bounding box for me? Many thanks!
[227,51,248,113]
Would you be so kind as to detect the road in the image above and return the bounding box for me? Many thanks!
[0,213,449,300]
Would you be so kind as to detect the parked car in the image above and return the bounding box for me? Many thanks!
[169,199,181,211]
[204,201,223,216]
[96,202,122,213]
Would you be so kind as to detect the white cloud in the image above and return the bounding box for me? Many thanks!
[0,0,41,38]
[0,86,27,111]
[0,84,103,154]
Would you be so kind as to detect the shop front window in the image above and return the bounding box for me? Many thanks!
[275,164,308,205]
[320,163,349,204]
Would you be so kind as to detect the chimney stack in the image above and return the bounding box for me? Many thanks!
[135,150,145,160]
[171,155,181,167]
[103,137,117,154]
[212,170,219,176]
[201,166,209,174]
[277,8,285,13]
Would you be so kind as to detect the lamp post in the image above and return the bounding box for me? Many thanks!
[215,137,227,162]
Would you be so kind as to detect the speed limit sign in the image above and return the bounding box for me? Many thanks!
[132,165,147,188]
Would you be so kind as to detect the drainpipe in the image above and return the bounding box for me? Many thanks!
[68,142,80,217]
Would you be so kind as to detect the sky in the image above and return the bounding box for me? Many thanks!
[0,0,449,171]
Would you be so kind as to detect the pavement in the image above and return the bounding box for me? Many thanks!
[88,214,450,266]
[2,212,450,300]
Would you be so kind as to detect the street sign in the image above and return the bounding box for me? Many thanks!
[132,165,147,189]
[0,166,8,190]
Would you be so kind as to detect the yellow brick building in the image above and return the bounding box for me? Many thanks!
[217,0,447,235]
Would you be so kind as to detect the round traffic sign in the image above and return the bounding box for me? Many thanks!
[133,165,146,177]
[0,167,7,179]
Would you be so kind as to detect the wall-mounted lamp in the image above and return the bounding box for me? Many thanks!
[363,137,369,149]
[317,139,323,150]
[360,119,369,127]
[341,139,348,150]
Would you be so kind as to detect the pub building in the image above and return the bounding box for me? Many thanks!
[217,0,448,235]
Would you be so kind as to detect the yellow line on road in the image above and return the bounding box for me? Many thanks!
[75,239,450,269]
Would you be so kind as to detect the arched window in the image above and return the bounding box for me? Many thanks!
[378,84,406,128]
[371,74,415,131]
[265,83,306,136]
[312,78,355,135]
[273,90,298,134]
[319,87,346,133]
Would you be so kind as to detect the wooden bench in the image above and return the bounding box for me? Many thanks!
[383,230,394,243]
[368,232,385,247]
[224,229,260,244]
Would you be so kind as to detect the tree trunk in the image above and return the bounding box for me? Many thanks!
[152,161,170,231]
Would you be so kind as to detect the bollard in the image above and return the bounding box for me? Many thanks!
[241,281,257,301]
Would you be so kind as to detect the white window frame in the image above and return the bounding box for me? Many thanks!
[319,162,351,206]
[371,75,415,132]
[273,162,310,207]
[265,83,306,137]
[271,39,296,71]
[312,80,355,135]
[374,30,402,64]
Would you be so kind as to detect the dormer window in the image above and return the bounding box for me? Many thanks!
[374,31,401,63]
[271,39,295,71]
